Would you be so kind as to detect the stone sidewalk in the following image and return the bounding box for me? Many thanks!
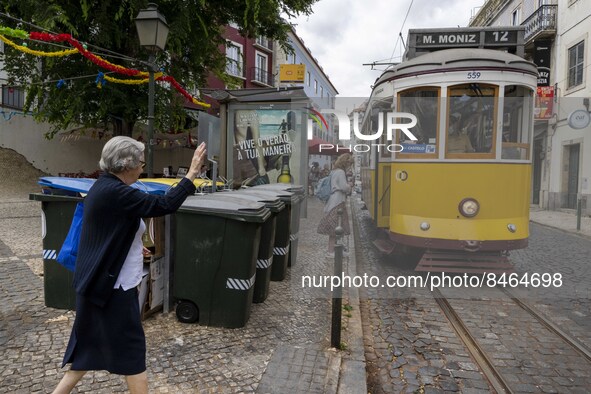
[529,205,591,238]
[0,184,366,393]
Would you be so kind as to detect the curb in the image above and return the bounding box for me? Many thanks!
[336,198,367,394]
[529,219,591,241]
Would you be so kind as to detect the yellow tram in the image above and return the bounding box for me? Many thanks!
[360,28,538,272]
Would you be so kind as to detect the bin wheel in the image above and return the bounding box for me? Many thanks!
[176,300,199,323]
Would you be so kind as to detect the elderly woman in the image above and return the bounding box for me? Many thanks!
[53,137,206,394]
[317,153,354,257]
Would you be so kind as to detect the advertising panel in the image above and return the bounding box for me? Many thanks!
[279,64,306,83]
[535,86,554,120]
[230,106,303,187]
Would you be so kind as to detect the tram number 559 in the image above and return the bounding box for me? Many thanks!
[467,71,481,79]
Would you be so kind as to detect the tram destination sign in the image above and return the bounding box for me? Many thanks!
[407,27,524,59]
[415,31,518,47]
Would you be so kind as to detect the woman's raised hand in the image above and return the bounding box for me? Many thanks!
[186,142,207,181]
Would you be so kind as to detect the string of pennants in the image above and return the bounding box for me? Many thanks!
[0,25,210,108]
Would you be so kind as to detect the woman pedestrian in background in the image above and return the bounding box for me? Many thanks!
[53,137,206,394]
[317,153,354,258]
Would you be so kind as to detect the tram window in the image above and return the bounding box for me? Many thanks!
[502,85,533,160]
[447,84,496,157]
[398,88,439,156]
[367,99,392,158]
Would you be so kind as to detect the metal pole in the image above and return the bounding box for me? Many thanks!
[209,159,218,194]
[577,197,582,231]
[147,54,155,177]
[331,208,344,349]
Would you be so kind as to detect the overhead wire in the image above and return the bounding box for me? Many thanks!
[365,0,414,69]
[388,0,414,63]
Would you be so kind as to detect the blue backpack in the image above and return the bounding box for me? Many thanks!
[315,173,333,202]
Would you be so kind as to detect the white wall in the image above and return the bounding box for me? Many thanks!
[547,0,591,209]
[0,113,196,176]
[0,113,104,175]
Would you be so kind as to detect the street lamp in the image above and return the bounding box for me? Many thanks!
[135,3,169,177]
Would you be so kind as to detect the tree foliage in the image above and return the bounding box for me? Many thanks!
[0,0,316,138]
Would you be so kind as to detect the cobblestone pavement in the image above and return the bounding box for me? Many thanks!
[352,200,492,393]
[0,180,364,393]
[352,196,591,394]
[441,287,591,393]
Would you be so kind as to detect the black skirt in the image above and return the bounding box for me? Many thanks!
[62,287,146,375]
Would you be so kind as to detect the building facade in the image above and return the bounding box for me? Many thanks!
[471,0,590,215]
[274,29,338,133]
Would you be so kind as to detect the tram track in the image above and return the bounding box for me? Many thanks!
[432,287,514,394]
[498,287,591,363]
[433,284,591,393]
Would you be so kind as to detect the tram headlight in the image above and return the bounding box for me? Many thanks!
[459,198,479,218]
[507,224,517,233]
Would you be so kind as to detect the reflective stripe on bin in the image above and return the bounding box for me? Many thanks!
[256,258,272,269]
[290,233,298,241]
[226,274,256,291]
[273,244,290,256]
[43,249,57,260]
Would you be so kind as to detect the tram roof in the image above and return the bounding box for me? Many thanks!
[374,48,537,86]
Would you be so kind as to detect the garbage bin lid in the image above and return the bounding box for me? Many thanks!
[29,193,84,202]
[38,177,96,194]
[179,195,271,222]
[227,191,285,212]
[142,177,223,189]
[247,184,305,204]
[252,183,305,195]
[38,176,170,196]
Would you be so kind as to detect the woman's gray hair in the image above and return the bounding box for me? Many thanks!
[99,136,145,173]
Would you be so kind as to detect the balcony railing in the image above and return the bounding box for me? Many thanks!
[255,37,273,51]
[250,67,274,86]
[522,5,557,43]
[225,59,244,78]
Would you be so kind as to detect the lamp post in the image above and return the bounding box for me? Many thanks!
[135,3,169,177]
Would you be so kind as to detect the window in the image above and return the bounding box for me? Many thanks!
[2,86,25,109]
[398,88,439,157]
[307,72,311,86]
[567,41,584,89]
[255,36,272,50]
[501,85,533,160]
[254,52,269,85]
[366,98,393,158]
[226,42,243,77]
[314,79,318,94]
[320,86,324,98]
[446,84,497,157]
[511,7,521,26]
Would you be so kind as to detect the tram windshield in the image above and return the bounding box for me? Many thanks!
[398,88,439,156]
[447,84,496,157]
[501,85,533,160]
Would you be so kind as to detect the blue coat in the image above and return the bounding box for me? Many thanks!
[72,173,196,307]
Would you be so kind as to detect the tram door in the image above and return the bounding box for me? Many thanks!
[565,144,580,209]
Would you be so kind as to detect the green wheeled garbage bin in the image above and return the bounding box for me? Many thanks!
[240,189,291,281]
[233,190,285,300]
[253,184,305,267]
[29,193,83,310]
[173,195,270,328]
